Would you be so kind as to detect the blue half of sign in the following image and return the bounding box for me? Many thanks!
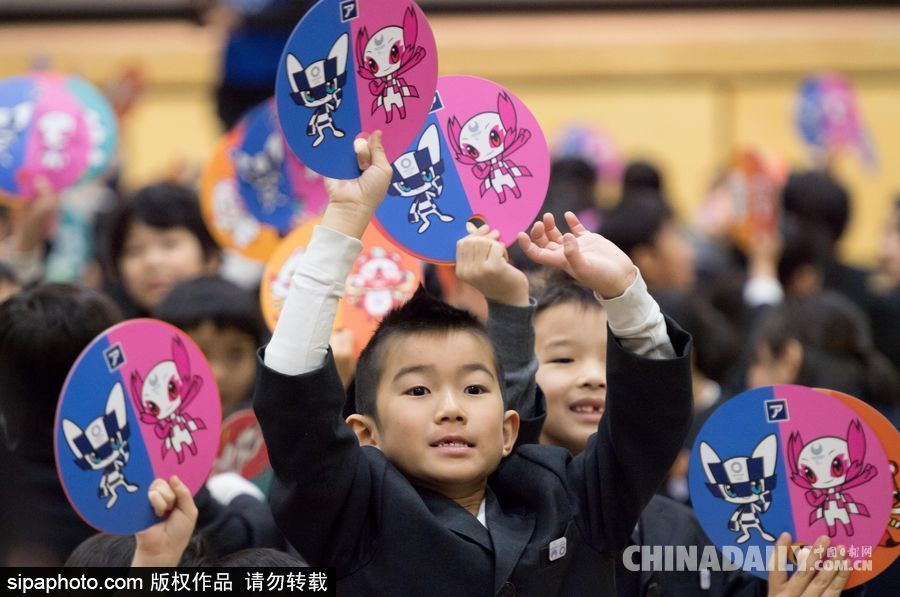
[0,76,37,195]
[234,102,299,235]
[275,0,362,179]
[375,113,473,263]
[688,386,796,578]
[56,335,158,535]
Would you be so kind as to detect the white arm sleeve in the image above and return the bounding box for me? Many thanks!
[596,268,676,360]
[263,225,362,376]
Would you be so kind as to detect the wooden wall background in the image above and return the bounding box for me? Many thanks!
[1,8,898,265]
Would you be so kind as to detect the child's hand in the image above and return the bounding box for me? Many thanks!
[518,211,636,299]
[0,177,60,254]
[767,534,849,597]
[321,131,392,239]
[132,476,198,567]
[331,329,357,388]
[456,222,529,307]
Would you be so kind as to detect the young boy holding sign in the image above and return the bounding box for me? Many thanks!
[255,132,692,595]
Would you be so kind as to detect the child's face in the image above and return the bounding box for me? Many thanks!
[119,222,217,310]
[535,302,608,455]
[186,322,257,414]
[372,330,518,497]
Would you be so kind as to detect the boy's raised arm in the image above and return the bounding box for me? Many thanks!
[254,132,392,568]
[518,211,692,554]
[455,223,544,444]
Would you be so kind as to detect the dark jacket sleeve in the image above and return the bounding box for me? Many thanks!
[193,488,285,557]
[570,316,693,555]
[252,347,375,570]
[485,298,546,446]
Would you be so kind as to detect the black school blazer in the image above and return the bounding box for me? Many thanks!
[254,318,692,596]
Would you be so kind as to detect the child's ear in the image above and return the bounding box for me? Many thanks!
[501,410,520,457]
[346,414,380,448]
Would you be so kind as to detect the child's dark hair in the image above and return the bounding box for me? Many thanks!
[753,292,899,415]
[0,284,122,448]
[782,170,850,247]
[64,533,210,567]
[103,182,220,279]
[352,287,502,419]
[534,269,600,317]
[599,196,673,257]
[777,214,830,291]
[215,548,308,567]
[155,276,269,346]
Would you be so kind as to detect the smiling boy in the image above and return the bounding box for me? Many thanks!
[254,133,692,596]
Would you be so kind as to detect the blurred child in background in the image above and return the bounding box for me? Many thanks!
[103,182,221,317]
[156,275,268,416]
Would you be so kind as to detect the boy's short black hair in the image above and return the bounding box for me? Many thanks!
[534,269,601,317]
[600,196,673,258]
[64,533,210,567]
[215,548,308,567]
[351,287,503,419]
[0,284,122,448]
[155,276,269,346]
[103,182,221,279]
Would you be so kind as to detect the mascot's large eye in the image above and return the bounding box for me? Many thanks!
[390,42,401,64]
[723,484,737,498]
[464,144,480,159]
[111,438,121,450]
[145,401,160,416]
[802,466,818,484]
[325,82,335,94]
[167,377,178,401]
[399,182,411,192]
[423,170,434,182]
[489,127,502,148]
[831,457,844,476]
[367,57,379,74]
[89,453,102,464]
[303,91,315,103]
[750,481,763,495]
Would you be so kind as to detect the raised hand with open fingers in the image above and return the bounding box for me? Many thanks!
[517,211,636,299]
[456,221,529,307]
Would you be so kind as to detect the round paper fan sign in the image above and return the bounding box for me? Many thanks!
[812,389,899,587]
[373,75,550,263]
[275,0,439,179]
[689,385,894,587]
[55,319,222,534]
[0,73,110,200]
[200,100,327,261]
[213,408,270,483]
[261,219,422,355]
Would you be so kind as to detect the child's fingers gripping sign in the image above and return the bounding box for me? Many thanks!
[322,131,394,239]
[457,221,529,307]
[766,533,850,597]
[133,476,198,567]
